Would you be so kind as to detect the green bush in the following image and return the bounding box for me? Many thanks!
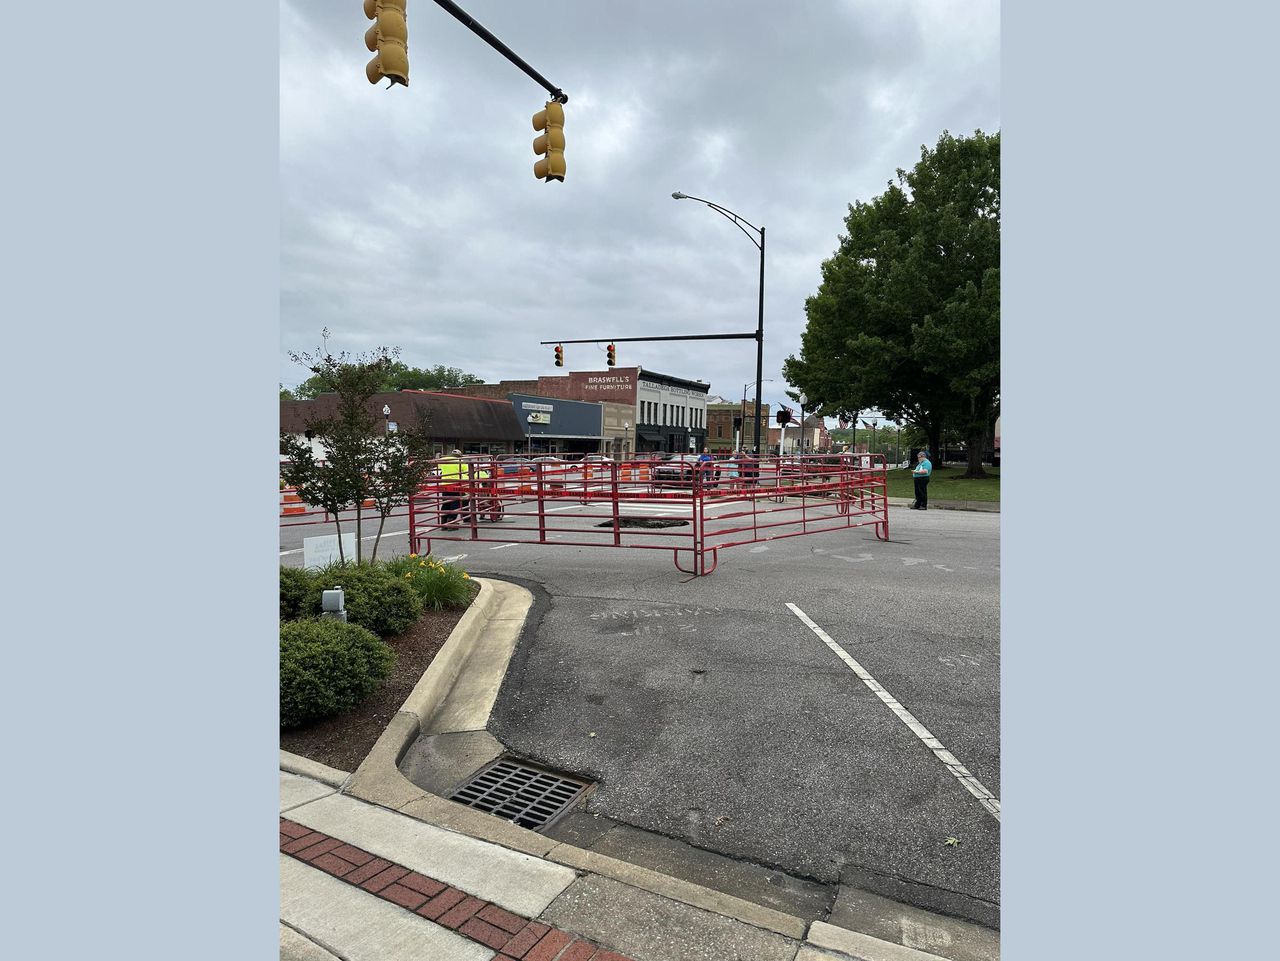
[311,562,423,637]
[383,554,474,610]
[280,566,317,621]
[280,618,395,728]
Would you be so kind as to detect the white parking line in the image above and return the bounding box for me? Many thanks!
[489,543,520,550]
[785,602,1001,822]
[437,554,468,562]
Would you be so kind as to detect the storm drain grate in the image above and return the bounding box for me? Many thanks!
[449,758,591,831]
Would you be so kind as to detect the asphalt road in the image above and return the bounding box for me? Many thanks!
[280,502,1000,923]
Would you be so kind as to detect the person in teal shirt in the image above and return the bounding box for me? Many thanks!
[911,450,932,510]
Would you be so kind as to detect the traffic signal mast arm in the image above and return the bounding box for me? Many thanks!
[430,0,567,104]
[541,332,760,345]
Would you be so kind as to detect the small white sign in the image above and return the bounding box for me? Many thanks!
[527,412,551,424]
[521,402,554,412]
[387,421,398,433]
[303,533,357,570]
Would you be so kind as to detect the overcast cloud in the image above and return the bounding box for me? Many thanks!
[281,0,999,416]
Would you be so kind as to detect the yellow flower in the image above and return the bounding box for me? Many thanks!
[408,553,418,559]
[462,572,470,579]
[404,572,413,578]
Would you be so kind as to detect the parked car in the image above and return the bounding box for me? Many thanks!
[651,453,709,485]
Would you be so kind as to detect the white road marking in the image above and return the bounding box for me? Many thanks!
[832,553,874,563]
[748,545,770,553]
[278,529,409,556]
[902,557,929,567]
[785,603,1000,822]
[489,543,520,550]
[437,554,468,562]
[933,564,954,572]
[279,547,303,556]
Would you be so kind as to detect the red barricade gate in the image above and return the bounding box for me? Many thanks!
[407,453,889,576]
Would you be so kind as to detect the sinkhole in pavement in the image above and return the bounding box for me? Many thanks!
[449,757,592,832]
[594,517,690,529]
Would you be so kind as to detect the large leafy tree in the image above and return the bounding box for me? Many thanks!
[784,129,999,477]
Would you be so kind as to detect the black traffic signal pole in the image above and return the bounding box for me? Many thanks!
[431,0,568,103]
[541,333,758,344]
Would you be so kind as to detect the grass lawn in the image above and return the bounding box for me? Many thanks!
[884,465,1000,502]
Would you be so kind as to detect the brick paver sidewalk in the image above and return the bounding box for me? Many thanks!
[281,817,634,961]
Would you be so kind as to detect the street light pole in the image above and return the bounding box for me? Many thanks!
[673,191,766,453]
[740,378,772,451]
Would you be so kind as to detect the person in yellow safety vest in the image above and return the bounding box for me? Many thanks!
[436,450,492,529]
[436,450,469,529]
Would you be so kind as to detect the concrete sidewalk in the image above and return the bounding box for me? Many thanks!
[279,578,995,961]
[281,767,961,961]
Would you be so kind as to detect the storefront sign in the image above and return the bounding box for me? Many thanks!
[521,402,554,412]
[527,412,551,424]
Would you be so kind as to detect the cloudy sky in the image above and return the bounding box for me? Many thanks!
[281,1,999,417]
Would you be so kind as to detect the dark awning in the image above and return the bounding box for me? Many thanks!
[637,429,663,441]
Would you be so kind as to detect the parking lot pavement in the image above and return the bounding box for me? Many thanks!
[281,504,1000,924]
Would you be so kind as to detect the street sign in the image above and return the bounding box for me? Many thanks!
[303,533,357,570]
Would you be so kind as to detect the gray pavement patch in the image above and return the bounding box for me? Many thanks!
[280,855,490,961]
[545,842,807,940]
[827,885,999,961]
[539,873,800,961]
[807,921,955,961]
[584,821,834,922]
[398,729,505,797]
[838,864,1000,932]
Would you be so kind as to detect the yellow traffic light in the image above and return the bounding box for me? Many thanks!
[532,101,566,182]
[364,0,409,87]
[554,344,564,367]
[606,343,616,367]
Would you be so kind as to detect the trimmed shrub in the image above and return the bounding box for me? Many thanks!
[383,554,474,610]
[280,566,317,622]
[280,619,395,728]
[311,561,422,637]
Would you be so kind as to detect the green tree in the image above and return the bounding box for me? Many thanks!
[364,406,436,562]
[784,129,1000,477]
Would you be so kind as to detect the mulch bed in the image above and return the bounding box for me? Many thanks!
[280,585,479,773]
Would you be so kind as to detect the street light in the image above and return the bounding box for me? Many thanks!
[623,421,631,456]
[798,392,808,454]
[740,379,773,450]
[673,191,766,454]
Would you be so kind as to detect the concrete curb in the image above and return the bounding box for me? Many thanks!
[280,750,349,789]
